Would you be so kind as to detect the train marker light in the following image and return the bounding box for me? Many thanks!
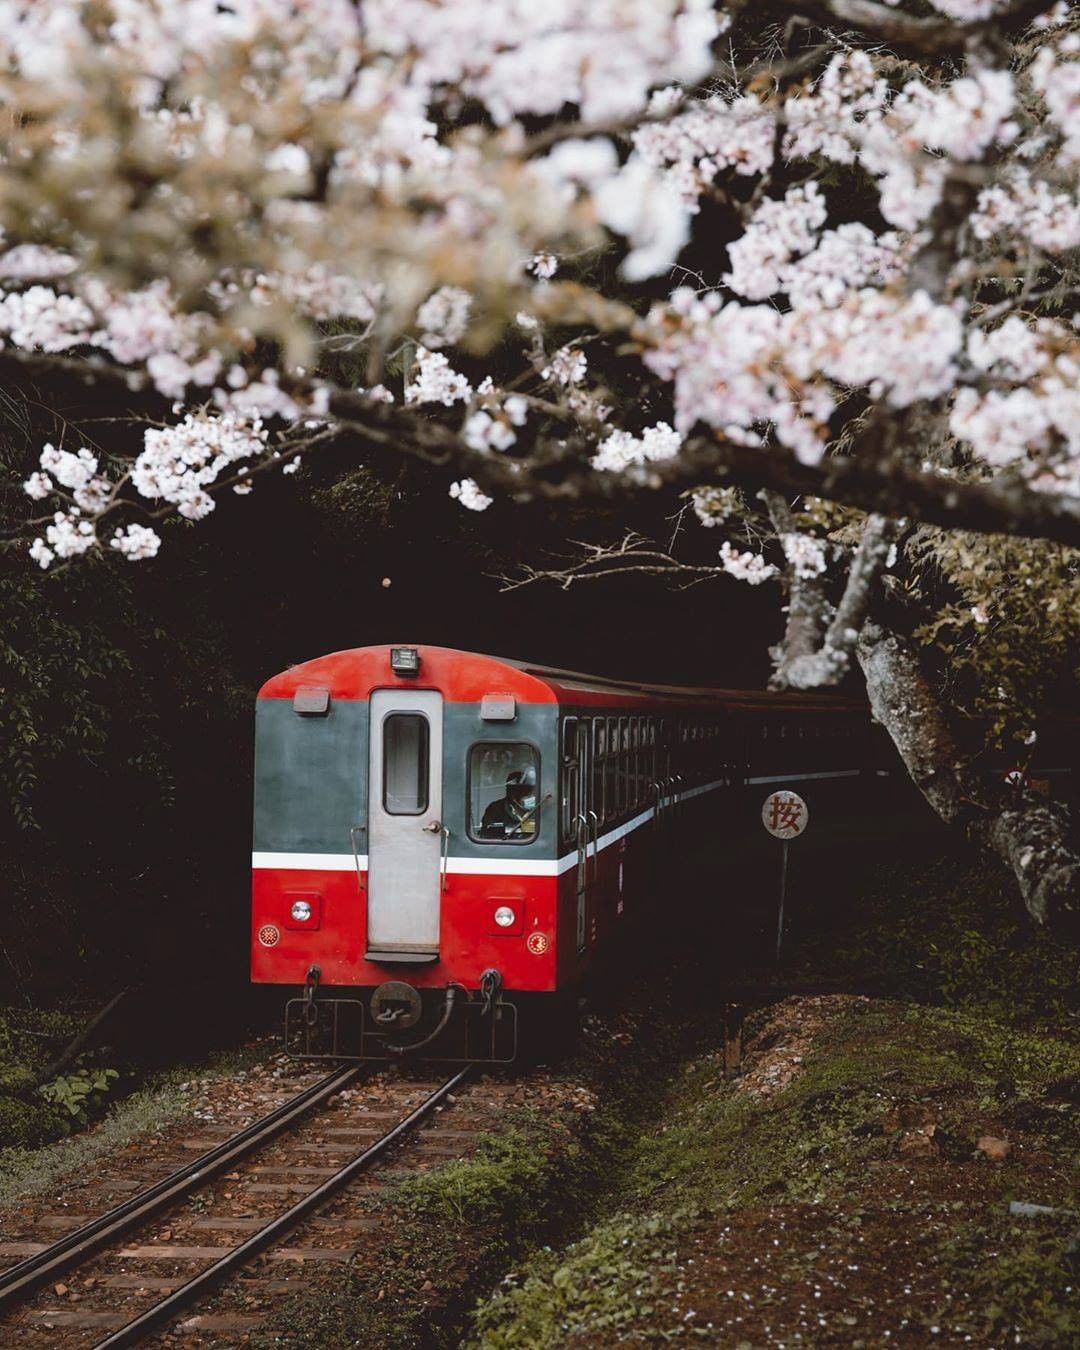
[493,906,516,928]
[290,900,313,922]
[390,646,421,676]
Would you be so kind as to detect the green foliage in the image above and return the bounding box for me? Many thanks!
[397,1123,559,1226]
[909,528,1080,748]
[470,1211,680,1348]
[946,1220,1080,1345]
[0,1095,65,1150]
[790,850,1079,1030]
[38,1065,120,1124]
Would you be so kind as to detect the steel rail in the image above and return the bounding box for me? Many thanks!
[0,1064,362,1309]
[93,1067,472,1349]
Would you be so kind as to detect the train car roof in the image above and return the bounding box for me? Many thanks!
[259,645,868,714]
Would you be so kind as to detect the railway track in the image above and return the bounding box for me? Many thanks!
[0,1064,477,1347]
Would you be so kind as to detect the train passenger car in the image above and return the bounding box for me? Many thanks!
[250,645,877,1062]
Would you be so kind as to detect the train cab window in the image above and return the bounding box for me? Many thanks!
[382,713,429,815]
[469,743,540,843]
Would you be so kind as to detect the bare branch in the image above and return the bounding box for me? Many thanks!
[499,533,723,591]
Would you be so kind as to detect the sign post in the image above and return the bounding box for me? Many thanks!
[761,790,809,961]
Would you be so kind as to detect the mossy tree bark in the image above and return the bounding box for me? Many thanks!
[856,619,1080,941]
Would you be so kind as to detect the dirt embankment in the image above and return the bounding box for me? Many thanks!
[471,996,1080,1348]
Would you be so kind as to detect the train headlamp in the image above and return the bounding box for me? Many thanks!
[290,899,313,922]
[390,646,420,676]
[493,905,516,928]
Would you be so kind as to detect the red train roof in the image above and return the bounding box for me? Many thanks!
[258,645,868,713]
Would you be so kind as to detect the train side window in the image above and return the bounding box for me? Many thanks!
[382,713,429,815]
[593,720,605,823]
[468,743,540,843]
[605,717,617,822]
[618,717,630,814]
[561,716,578,844]
[631,718,641,808]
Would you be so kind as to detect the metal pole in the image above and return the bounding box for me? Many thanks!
[776,839,789,961]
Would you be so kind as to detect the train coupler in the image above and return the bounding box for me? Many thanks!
[479,967,503,1016]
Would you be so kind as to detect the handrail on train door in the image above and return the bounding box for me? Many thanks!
[587,809,599,881]
[349,824,366,893]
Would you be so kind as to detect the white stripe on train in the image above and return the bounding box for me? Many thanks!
[252,767,878,877]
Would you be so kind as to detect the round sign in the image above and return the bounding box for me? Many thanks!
[761,790,808,839]
[258,923,281,947]
[526,931,549,955]
[1003,767,1026,790]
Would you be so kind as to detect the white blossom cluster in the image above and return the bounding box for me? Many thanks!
[110,523,162,561]
[782,54,1022,235]
[719,541,777,585]
[464,394,528,453]
[0,245,77,281]
[632,91,774,210]
[781,532,828,581]
[0,286,93,351]
[365,0,725,126]
[972,170,1080,253]
[690,486,740,527]
[404,348,472,407]
[2,1,1078,569]
[642,279,969,470]
[1030,30,1080,168]
[417,287,472,349]
[591,422,682,472]
[448,477,492,511]
[542,347,588,387]
[132,411,269,520]
[642,289,834,466]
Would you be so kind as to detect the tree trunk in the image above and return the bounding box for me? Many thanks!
[856,620,1080,940]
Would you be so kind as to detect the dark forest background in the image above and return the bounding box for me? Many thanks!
[2,421,777,1014]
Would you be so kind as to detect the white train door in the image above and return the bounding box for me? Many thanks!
[366,689,443,959]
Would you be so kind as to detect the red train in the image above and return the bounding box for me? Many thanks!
[251,644,880,1061]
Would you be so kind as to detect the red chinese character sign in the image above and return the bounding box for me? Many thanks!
[761,790,809,839]
[761,790,808,961]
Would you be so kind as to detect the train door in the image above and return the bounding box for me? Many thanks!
[366,688,444,959]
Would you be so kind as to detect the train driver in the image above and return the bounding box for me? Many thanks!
[480,766,538,839]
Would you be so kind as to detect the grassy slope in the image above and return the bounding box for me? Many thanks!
[465,809,1080,1348]
[471,999,1079,1346]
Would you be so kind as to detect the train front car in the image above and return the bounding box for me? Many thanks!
[251,645,561,1063]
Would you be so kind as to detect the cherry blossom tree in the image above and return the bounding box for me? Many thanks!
[2,0,1078,935]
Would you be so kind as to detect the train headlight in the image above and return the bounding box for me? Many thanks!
[290,900,313,922]
[493,906,516,929]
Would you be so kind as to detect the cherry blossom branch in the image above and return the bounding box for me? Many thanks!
[786,0,1053,57]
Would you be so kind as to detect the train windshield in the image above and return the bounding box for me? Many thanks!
[469,744,540,842]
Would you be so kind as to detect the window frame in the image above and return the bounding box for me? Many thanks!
[381,711,430,816]
[466,739,543,846]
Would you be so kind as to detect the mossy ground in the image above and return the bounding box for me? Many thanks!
[471,1002,1079,1347]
